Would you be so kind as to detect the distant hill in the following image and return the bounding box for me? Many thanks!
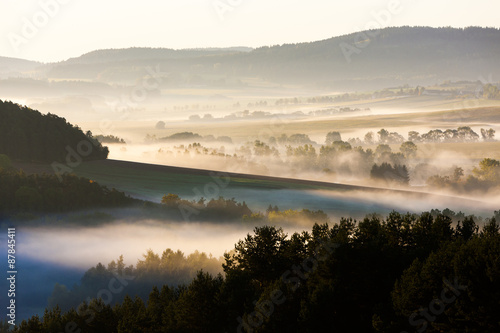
[0,56,41,78]
[4,27,500,89]
[62,47,253,64]
[0,100,108,162]
[245,26,500,87]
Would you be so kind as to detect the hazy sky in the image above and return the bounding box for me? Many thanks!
[1,0,499,62]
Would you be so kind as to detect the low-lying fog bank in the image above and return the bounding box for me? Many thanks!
[17,220,249,269]
[15,185,497,270]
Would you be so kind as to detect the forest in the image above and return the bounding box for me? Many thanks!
[0,100,109,162]
[0,154,132,219]
[5,210,500,332]
[47,250,224,314]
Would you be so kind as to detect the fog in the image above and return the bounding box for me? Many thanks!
[15,184,497,272]
[103,126,497,193]
[17,220,253,269]
[5,71,493,205]
[16,187,496,273]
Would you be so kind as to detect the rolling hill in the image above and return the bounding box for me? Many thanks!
[12,158,497,219]
[0,100,109,162]
[0,56,41,78]
[3,26,500,90]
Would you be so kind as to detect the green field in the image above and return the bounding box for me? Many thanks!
[14,159,496,219]
[72,160,320,199]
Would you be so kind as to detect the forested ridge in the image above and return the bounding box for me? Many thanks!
[0,100,108,162]
[7,210,500,332]
[7,27,497,89]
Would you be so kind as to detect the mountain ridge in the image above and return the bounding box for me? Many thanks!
[2,26,500,89]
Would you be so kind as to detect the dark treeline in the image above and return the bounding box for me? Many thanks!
[146,131,233,144]
[156,193,331,225]
[370,163,410,185]
[9,210,500,332]
[157,193,252,222]
[304,83,500,105]
[186,107,366,123]
[0,100,108,162]
[0,156,132,219]
[94,135,126,144]
[48,250,223,314]
[0,161,328,223]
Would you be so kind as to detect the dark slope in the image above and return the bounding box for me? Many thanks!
[0,100,108,162]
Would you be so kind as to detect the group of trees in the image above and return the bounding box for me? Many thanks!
[9,209,500,332]
[0,100,109,162]
[266,133,315,146]
[152,136,415,185]
[370,163,410,185]
[187,107,368,124]
[293,140,411,183]
[146,132,232,144]
[407,126,494,143]
[188,110,274,122]
[242,205,330,226]
[306,86,421,104]
[0,159,132,219]
[47,250,223,314]
[154,142,233,162]
[145,125,495,188]
[148,126,495,188]
[480,128,496,141]
[342,127,495,146]
[249,132,414,184]
[308,82,500,103]
[252,140,280,157]
[374,129,406,144]
[94,135,126,144]
[158,194,252,222]
[158,194,329,225]
[427,158,500,193]
[482,83,500,99]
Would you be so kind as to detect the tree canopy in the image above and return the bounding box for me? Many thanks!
[0,100,109,162]
[12,209,500,332]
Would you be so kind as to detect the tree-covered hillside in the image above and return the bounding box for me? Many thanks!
[41,27,500,89]
[0,156,133,219]
[0,100,108,162]
[10,210,500,332]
